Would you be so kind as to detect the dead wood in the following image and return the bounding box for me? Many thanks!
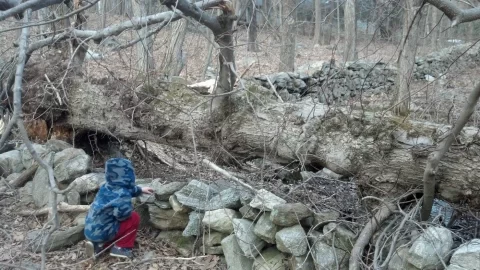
[349,200,395,270]
[19,202,90,216]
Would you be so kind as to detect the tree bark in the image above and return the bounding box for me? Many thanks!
[391,0,423,116]
[314,0,321,45]
[162,19,188,77]
[344,0,357,62]
[247,2,259,52]
[132,0,155,74]
[420,81,480,221]
[278,0,295,72]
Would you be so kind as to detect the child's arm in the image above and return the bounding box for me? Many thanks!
[131,186,143,197]
[112,199,134,221]
[131,186,154,197]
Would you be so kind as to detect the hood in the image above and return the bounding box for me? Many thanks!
[105,158,136,188]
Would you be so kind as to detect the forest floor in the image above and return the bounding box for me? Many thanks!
[1,10,480,270]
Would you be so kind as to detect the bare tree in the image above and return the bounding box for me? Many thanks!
[278,0,295,71]
[314,0,321,45]
[391,0,423,116]
[162,19,188,77]
[132,0,155,74]
[344,0,357,62]
[247,0,259,51]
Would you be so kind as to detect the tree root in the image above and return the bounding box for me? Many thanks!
[349,200,395,270]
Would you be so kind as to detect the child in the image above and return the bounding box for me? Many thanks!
[84,158,153,259]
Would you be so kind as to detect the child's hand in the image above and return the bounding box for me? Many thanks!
[141,187,154,194]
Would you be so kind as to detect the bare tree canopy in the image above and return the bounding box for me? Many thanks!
[2,0,480,269]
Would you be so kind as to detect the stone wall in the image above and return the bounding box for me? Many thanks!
[251,42,480,104]
[1,140,480,269]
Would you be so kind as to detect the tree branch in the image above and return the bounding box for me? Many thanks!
[0,0,65,21]
[162,0,232,35]
[421,80,480,221]
[26,0,225,54]
[427,0,480,26]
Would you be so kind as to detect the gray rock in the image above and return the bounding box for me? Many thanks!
[254,212,280,244]
[407,226,453,269]
[447,239,480,270]
[233,218,266,257]
[74,213,87,226]
[314,211,340,225]
[53,148,91,184]
[278,89,290,102]
[221,234,254,270]
[240,191,255,205]
[183,212,204,237]
[137,193,155,204]
[270,203,312,226]
[293,79,307,90]
[27,225,85,253]
[20,144,48,168]
[249,189,286,211]
[154,201,173,209]
[148,205,189,230]
[310,232,348,270]
[175,180,218,210]
[59,189,80,205]
[239,204,262,221]
[17,182,34,206]
[152,180,187,200]
[169,194,191,213]
[388,246,418,270]
[275,225,308,256]
[0,150,24,176]
[45,139,72,152]
[289,254,315,270]
[201,245,224,255]
[31,152,54,207]
[323,223,356,251]
[202,208,240,234]
[204,231,228,246]
[273,72,291,89]
[156,230,196,257]
[205,188,242,210]
[252,247,287,270]
[71,173,105,194]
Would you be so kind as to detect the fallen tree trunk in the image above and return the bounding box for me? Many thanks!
[48,77,480,208]
[12,55,480,209]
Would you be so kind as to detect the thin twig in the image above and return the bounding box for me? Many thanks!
[202,159,255,192]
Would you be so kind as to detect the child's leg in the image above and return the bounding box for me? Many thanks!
[110,211,140,248]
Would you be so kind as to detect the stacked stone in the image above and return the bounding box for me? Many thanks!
[253,60,397,104]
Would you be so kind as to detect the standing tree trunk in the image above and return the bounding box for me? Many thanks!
[314,0,321,45]
[337,0,341,41]
[247,1,259,51]
[101,0,107,28]
[430,5,439,49]
[132,0,155,74]
[278,0,296,72]
[391,0,423,116]
[344,0,357,62]
[162,19,188,77]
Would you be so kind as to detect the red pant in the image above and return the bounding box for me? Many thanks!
[106,211,140,248]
